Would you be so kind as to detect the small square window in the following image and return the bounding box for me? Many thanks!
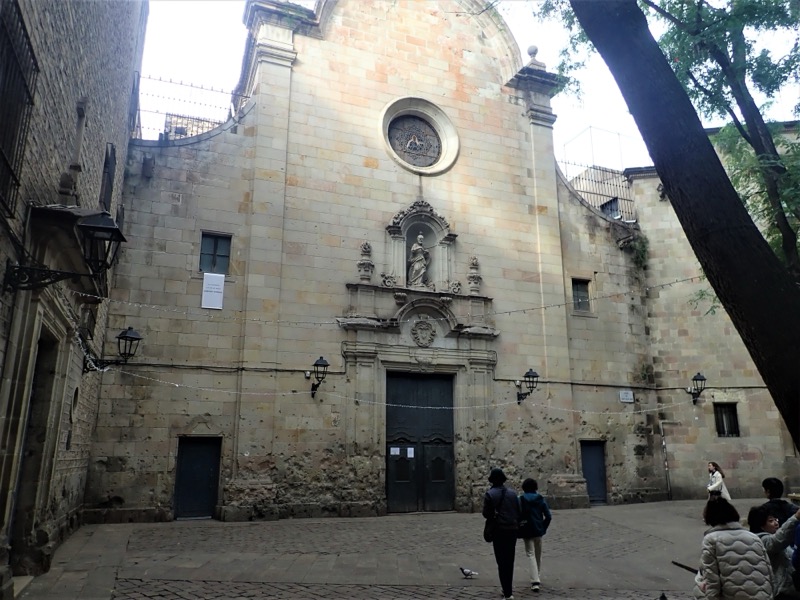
[200,233,231,274]
[600,197,621,219]
[714,403,740,437]
[572,279,591,312]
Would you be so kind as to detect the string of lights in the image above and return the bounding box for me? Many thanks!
[66,274,703,328]
[110,367,700,415]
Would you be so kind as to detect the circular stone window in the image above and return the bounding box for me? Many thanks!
[380,97,459,175]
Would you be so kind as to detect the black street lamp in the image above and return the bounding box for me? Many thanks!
[84,327,143,372]
[4,210,125,291]
[311,356,329,397]
[78,211,126,273]
[516,368,540,404]
[686,372,707,404]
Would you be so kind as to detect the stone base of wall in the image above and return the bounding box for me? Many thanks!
[546,473,590,509]
[82,507,173,524]
[9,508,84,577]
[608,488,669,504]
[219,501,381,521]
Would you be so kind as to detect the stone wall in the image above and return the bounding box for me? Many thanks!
[630,169,798,500]
[88,0,675,521]
[0,0,147,593]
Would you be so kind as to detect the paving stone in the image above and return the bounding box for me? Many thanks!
[18,499,735,600]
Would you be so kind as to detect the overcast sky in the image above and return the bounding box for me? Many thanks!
[140,0,798,170]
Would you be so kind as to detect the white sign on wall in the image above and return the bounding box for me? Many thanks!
[201,272,225,309]
[619,390,635,403]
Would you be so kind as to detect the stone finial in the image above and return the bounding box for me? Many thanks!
[467,256,482,295]
[357,241,374,282]
[526,45,546,69]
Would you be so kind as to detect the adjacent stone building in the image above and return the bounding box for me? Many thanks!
[83,0,798,527]
[0,0,147,596]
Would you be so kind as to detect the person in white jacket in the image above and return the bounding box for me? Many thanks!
[707,461,731,501]
[694,498,773,600]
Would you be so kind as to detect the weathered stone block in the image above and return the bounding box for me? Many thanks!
[546,474,590,509]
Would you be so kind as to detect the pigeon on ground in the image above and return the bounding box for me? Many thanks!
[460,567,478,578]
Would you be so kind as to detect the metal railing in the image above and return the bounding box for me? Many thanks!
[561,161,637,222]
[0,0,39,217]
[135,75,248,141]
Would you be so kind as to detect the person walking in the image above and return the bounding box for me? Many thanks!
[747,505,800,599]
[761,477,800,525]
[518,478,552,594]
[693,498,773,600]
[706,461,731,501]
[482,468,521,600]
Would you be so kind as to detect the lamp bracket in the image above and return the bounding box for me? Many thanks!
[4,261,92,292]
[311,381,323,398]
[517,390,532,405]
[83,355,127,373]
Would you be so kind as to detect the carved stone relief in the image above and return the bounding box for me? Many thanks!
[410,315,437,347]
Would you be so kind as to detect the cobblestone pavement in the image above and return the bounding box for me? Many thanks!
[112,579,693,599]
[19,498,739,600]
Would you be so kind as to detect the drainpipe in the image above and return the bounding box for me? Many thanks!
[659,420,681,501]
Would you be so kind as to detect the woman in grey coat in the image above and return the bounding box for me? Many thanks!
[693,498,773,600]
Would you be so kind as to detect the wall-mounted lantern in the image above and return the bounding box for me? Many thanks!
[83,326,142,373]
[311,356,329,398]
[516,368,540,404]
[686,372,707,404]
[4,209,125,291]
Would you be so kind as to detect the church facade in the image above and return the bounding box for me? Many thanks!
[83,0,796,525]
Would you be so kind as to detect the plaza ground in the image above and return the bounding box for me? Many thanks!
[17,497,761,599]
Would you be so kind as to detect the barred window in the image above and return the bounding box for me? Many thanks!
[0,0,38,216]
[714,403,740,438]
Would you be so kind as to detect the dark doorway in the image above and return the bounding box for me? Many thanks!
[386,373,454,512]
[10,333,59,575]
[174,436,221,519]
[580,440,607,505]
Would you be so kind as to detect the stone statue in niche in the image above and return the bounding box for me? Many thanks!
[407,233,430,287]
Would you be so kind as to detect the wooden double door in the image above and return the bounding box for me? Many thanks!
[386,374,454,513]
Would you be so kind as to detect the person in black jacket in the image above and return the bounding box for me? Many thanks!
[761,477,800,525]
[483,468,521,600]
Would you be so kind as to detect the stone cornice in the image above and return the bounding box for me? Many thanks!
[526,107,557,129]
[506,65,562,97]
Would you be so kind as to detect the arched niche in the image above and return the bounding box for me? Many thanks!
[387,200,457,290]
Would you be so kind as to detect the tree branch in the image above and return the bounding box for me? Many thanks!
[686,70,751,145]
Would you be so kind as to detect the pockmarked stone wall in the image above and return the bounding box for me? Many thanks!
[556,174,665,503]
[89,0,672,521]
[93,0,798,523]
[630,169,797,500]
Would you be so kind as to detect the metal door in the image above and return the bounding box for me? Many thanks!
[580,440,607,504]
[386,374,454,513]
[174,436,221,519]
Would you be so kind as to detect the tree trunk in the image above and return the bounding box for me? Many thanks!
[568,0,800,449]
